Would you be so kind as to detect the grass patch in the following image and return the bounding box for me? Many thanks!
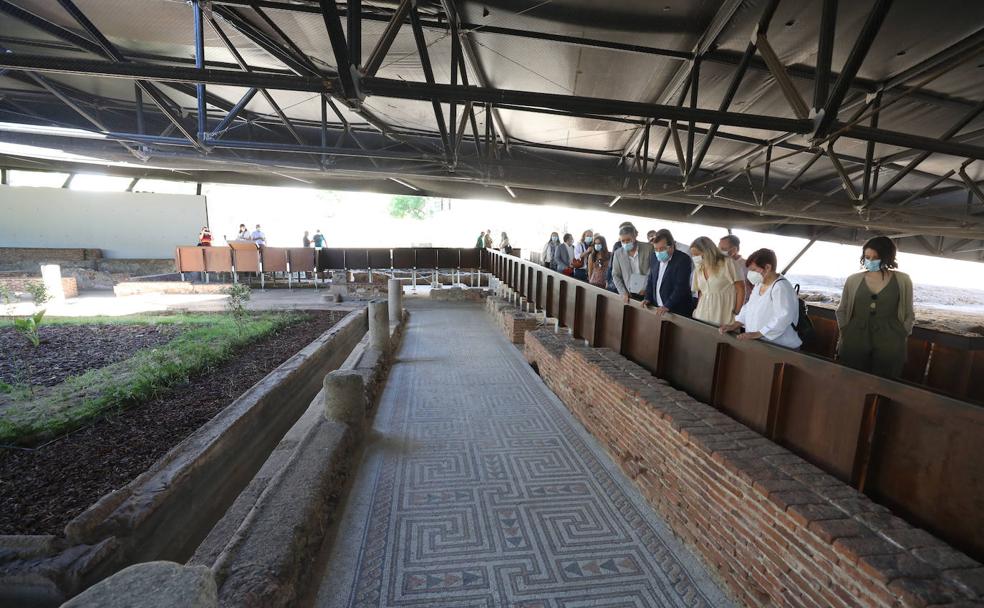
[0,312,304,446]
[0,313,222,328]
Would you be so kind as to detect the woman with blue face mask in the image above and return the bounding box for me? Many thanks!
[572,229,594,281]
[541,232,561,267]
[835,236,915,378]
[587,235,610,288]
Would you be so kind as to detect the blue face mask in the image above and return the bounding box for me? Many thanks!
[594,243,603,251]
[623,240,635,252]
[864,259,881,272]
[551,236,559,242]
[584,236,593,244]
[655,250,670,263]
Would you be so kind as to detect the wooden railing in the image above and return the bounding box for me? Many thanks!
[174,246,504,275]
[488,249,984,561]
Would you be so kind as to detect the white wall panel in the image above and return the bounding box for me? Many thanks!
[0,185,207,258]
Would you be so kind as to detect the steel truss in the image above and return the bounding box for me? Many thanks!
[0,0,983,246]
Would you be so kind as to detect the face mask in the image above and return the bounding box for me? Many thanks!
[864,259,881,272]
[692,255,703,265]
[720,248,731,256]
[551,236,559,242]
[655,250,670,263]
[623,240,636,252]
[584,236,593,244]
[747,270,764,286]
[594,243,603,252]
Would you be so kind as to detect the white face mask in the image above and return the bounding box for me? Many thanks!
[692,255,703,265]
[747,270,764,286]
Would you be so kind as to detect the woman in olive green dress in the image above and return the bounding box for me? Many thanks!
[835,236,915,378]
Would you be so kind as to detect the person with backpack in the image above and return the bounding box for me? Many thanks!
[718,248,802,349]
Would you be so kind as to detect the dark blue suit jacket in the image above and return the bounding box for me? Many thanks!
[645,249,695,316]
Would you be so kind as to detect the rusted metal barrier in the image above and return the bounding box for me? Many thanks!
[808,307,984,404]
[488,249,984,562]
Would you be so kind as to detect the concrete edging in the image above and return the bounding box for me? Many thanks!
[189,309,409,608]
[0,309,369,607]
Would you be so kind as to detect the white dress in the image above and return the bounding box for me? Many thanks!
[693,260,737,326]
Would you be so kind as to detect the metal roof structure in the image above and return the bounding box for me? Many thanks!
[1,0,983,260]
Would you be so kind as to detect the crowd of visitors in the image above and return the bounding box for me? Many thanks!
[529,225,914,378]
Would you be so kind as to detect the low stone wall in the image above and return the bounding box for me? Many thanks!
[0,247,101,264]
[97,259,175,277]
[432,286,489,302]
[522,328,983,608]
[0,309,369,607]
[113,281,229,296]
[190,312,408,608]
[0,275,78,298]
[485,295,540,343]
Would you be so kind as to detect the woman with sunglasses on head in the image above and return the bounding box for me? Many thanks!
[835,236,915,378]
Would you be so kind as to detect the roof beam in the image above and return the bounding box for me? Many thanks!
[813,0,837,111]
[55,0,203,151]
[360,77,811,133]
[440,0,510,152]
[0,53,327,91]
[408,2,450,161]
[619,0,745,162]
[813,0,895,138]
[362,0,410,77]
[318,0,357,99]
[685,0,782,182]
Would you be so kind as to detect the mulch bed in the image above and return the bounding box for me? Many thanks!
[0,324,180,388]
[0,310,347,536]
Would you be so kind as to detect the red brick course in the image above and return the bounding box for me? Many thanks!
[0,276,78,298]
[521,328,983,608]
[485,296,540,344]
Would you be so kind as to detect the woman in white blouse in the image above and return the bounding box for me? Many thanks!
[718,248,801,349]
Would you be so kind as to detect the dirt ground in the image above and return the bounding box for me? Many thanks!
[0,310,346,536]
[0,324,179,388]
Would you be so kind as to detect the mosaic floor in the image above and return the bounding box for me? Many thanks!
[316,301,733,608]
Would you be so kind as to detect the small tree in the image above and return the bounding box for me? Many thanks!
[26,282,52,310]
[225,283,252,337]
[388,195,434,220]
[13,309,45,395]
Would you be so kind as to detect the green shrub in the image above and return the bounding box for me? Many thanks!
[26,282,52,308]
[225,283,252,337]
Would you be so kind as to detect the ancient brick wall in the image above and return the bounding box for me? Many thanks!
[523,328,983,608]
[484,296,539,344]
[0,276,78,298]
[0,247,102,264]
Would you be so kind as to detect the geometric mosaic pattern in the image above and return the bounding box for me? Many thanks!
[317,302,733,608]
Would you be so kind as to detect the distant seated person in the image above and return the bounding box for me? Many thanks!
[251,224,266,247]
[197,226,212,247]
[237,223,250,240]
[642,229,695,316]
[303,230,311,248]
[313,229,326,248]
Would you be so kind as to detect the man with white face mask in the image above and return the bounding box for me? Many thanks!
[611,224,654,303]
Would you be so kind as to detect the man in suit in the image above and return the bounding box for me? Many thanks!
[643,229,695,317]
[612,224,655,303]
